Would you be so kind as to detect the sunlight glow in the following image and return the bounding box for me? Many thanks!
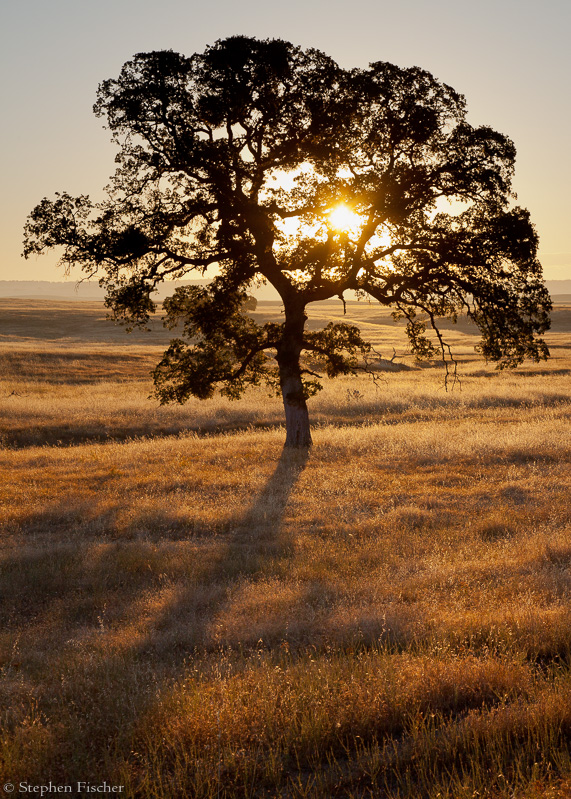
[265,167,396,261]
[328,204,362,234]
[327,203,393,254]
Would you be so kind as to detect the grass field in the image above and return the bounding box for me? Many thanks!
[1,298,570,797]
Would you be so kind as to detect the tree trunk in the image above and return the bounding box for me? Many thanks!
[277,303,312,448]
[280,367,312,447]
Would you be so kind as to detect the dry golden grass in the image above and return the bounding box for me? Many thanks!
[0,298,570,797]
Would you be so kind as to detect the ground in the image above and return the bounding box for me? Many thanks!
[0,298,570,797]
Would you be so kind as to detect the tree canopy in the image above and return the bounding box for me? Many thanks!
[24,36,551,447]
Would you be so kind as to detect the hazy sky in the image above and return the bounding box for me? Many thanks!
[1,0,570,281]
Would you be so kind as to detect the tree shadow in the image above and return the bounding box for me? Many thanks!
[0,446,310,783]
[136,444,310,655]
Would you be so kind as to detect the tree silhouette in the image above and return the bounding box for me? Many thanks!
[24,36,551,447]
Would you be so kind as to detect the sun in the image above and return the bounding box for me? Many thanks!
[328,203,361,233]
[327,203,394,253]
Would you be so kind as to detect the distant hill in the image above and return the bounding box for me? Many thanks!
[0,279,569,303]
[0,280,107,300]
[0,279,209,301]
[546,280,571,303]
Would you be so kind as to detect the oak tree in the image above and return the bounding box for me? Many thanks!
[24,36,551,447]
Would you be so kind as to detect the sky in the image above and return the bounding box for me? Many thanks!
[1,0,570,282]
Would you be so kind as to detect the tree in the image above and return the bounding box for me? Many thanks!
[23,36,551,447]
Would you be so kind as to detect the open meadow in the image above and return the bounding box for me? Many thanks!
[0,297,570,798]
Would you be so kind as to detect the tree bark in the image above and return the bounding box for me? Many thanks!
[277,302,312,448]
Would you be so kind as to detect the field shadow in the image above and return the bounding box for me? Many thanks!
[1,420,286,449]
[137,445,310,655]
[0,446,310,783]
